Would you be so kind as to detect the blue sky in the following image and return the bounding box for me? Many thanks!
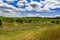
[0,0,60,17]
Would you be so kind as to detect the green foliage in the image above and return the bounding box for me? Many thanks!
[8,18,15,23]
[0,19,2,26]
[11,23,18,27]
[51,20,60,24]
[56,20,60,24]
[28,20,32,23]
[22,20,27,23]
[51,20,55,24]
[16,19,23,23]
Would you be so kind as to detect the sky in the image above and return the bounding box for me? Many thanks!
[0,0,60,17]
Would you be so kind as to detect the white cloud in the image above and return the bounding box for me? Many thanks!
[6,0,17,2]
[17,0,43,11]
[27,1,42,11]
[26,13,40,17]
[17,0,60,11]
[0,0,25,17]
[0,0,60,17]
[25,6,33,11]
[42,0,60,10]
[17,0,27,7]
[54,15,60,17]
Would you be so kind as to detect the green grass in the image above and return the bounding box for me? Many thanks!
[0,17,60,40]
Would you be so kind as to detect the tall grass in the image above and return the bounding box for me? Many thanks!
[0,17,60,40]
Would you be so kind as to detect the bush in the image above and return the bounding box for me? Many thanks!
[16,19,23,23]
[56,20,60,24]
[51,20,55,24]
[19,20,23,23]
[8,18,14,23]
[28,20,32,23]
[24,20,28,23]
[11,23,18,27]
[51,20,60,24]
[0,19,2,26]
[16,19,20,22]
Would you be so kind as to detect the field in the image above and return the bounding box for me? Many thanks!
[0,17,60,40]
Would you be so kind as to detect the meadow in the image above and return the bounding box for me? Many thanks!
[0,17,60,40]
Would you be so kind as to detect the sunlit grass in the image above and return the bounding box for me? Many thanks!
[0,25,60,40]
[0,17,60,40]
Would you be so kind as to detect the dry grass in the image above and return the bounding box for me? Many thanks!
[1,26,60,40]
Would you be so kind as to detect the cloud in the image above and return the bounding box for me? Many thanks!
[17,0,43,11]
[17,0,27,7]
[0,0,60,17]
[6,0,17,2]
[17,0,60,11]
[26,13,40,17]
[0,0,25,17]
[42,0,60,10]
[26,1,42,11]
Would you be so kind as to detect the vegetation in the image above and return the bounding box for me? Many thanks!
[0,19,2,26]
[0,17,60,40]
[51,20,60,24]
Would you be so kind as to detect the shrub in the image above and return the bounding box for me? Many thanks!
[16,19,23,23]
[11,23,18,27]
[28,20,32,23]
[51,20,55,24]
[0,19,2,26]
[51,20,60,24]
[8,18,14,23]
[56,20,60,24]
[19,20,23,23]
[24,20,28,23]
[16,19,20,22]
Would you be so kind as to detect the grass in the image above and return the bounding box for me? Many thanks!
[0,17,60,40]
[0,25,60,40]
